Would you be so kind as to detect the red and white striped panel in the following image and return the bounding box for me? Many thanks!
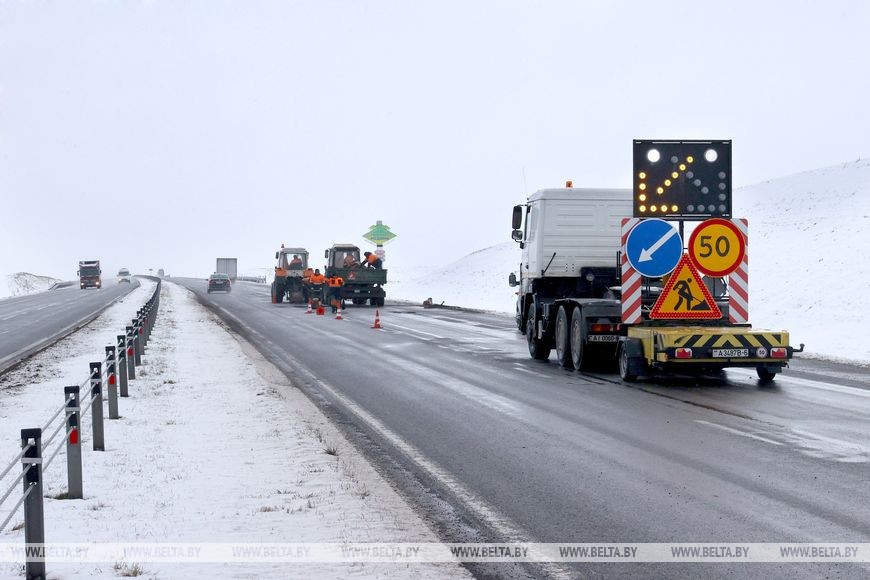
[621,218,642,324]
[728,218,749,324]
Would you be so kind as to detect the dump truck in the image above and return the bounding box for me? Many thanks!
[324,244,386,306]
[271,246,309,303]
[510,140,801,382]
[78,260,102,289]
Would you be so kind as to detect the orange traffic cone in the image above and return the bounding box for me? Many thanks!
[305,301,313,314]
[335,305,343,320]
[371,309,381,329]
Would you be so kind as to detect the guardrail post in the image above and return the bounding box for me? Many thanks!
[140,309,149,346]
[132,319,143,365]
[106,346,119,418]
[125,327,136,380]
[64,386,83,499]
[117,335,129,397]
[89,363,104,451]
[21,428,45,580]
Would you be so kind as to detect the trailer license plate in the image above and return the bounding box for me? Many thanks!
[588,335,619,343]
[712,348,749,358]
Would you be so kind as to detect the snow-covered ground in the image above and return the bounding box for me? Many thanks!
[1,273,62,299]
[389,159,870,365]
[0,281,469,579]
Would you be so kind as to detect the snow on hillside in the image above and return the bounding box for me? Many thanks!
[392,159,870,365]
[390,242,519,314]
[2,272,61,298]
[736,158,870,364]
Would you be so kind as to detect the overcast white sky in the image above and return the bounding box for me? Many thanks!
[2,0,869,280]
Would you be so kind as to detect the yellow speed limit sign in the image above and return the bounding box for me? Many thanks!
[688,218,746,277]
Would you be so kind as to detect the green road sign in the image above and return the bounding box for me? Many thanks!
[363,220,397,245]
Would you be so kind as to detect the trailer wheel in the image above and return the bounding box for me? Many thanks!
[570,308,589,370]
[756,366,778,383]
[526,302,551,361]
[618,343,638,382]
[555,306,574,369]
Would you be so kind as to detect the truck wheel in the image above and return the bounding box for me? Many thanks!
[517,298,526,335]
[526,303,551,361]
[618,343,638,382]
[570,308,588,370]
[353,298,365,305]
[376,296,385,307]
[555,306,574,369]
[756,366,778,383]
[275,282,284,303]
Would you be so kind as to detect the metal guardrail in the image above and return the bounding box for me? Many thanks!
[0,280,161,579]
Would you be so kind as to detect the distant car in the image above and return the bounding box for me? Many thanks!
[117,268,132,284]
[207,273,231,293]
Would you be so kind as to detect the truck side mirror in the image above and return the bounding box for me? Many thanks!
[324,250,329,258]
[275,252,279,259]
[511,205,523,230]
[508,273,518,287]
[511,230,523,242]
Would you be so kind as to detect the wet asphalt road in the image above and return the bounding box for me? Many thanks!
[175,278,870,579]
[0,281,137,373]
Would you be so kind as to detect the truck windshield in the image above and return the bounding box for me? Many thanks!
[80,267,99,276]
[335,250,360,268]
[283,253,307,270]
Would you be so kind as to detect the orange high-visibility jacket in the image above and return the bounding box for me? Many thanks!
[309,273,326,284]
[328,276,345,287]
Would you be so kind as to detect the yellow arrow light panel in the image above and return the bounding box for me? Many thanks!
[633,140,732,220]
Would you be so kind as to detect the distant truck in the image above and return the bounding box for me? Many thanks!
[157,268,165,278]
[78,260,102,289]
[271,246,309,303]
[216,258,238,280]
[324,244,386,306]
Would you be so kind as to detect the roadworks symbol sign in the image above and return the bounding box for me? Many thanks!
[650,254,722,320]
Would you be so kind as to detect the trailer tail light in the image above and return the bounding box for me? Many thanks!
[675,348,693,359]
[590,323,619,333]
[770,347,788,359]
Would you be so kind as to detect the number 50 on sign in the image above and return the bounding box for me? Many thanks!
[688,218,746,277]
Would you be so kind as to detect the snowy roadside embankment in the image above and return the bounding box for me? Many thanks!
[389,243,518,315]
[2,273,62,300]
[0,282,468,579]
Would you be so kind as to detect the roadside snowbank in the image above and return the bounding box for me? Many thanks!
[2,272,61,299]
[0,282,468,579]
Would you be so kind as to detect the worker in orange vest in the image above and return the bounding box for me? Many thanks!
[362,252,383,269]
[327,275,345,313]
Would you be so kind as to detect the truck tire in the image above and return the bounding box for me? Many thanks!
[526,302,551,361]
[376,296,385,307]
[517,298,526,335]
[618,343,639,382]
[570,308,588,370]
[275,281,284,303]
[756,366,778,383]
[555,306,574,369]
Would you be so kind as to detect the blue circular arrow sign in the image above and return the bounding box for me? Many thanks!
[626,218,683,278]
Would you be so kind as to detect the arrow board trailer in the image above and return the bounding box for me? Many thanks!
[510,143,802,382]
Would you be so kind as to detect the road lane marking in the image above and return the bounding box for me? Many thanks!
[513,366,550,379]
[694,420,784,446]
[728,368,870,399]
[201,296,572,580]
